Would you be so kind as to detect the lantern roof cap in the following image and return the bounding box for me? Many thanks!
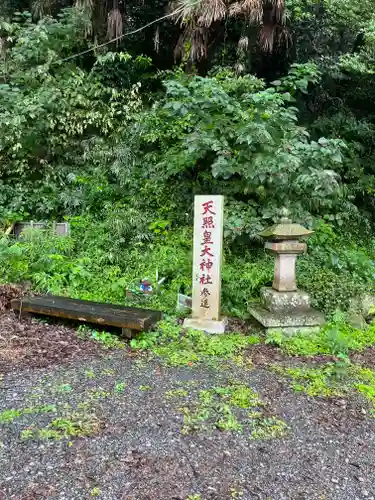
[259,208,313,240]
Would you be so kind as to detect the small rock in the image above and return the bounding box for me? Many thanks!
[331,478,339,484]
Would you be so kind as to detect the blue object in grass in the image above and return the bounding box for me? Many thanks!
[139,278,153,293]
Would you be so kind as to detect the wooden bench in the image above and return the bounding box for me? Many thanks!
[11,295,162,338]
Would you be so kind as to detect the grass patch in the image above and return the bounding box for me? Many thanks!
[77,326,125,349]
[273,364,348,397]
[165,389,189,399]
[353,367,375,412]
[21,412,101,441]
[248,415,288,439]
[87,388,111,400]
[165,380,287,439]
[130,319,260,366]
[114,382,126,393]
[0,404,56,424]
[273,361,375,414]
[58,384,73,392]
[265,312,375,357]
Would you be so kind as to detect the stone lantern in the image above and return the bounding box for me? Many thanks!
[249,209,325,335]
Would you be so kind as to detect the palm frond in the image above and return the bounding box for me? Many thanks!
[171,0,204,25]
[190,26,209,60]
[154,26,160,53]
[270,0,284,22]
[259,24,275,52]
[263,0,285,23]
[107,8,123,43]
[197,0,227,26]
[230,0,262,23]
[31,0,53,20]
[75,0,94,14]
[237,34,249,54]
[171,0,287,61]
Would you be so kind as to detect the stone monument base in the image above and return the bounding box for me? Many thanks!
[183,317,227,334]
[249,287,325,335]
[267,326,322,336]
[250,305,324,334]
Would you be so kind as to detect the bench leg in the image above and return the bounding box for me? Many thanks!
[121,328,135,339]
[18,311,32,321]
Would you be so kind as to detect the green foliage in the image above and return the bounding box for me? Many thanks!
[0,404,56,424]
[92,51,155,91]
[2,216,375,323]
[0,409,22,423]
[175,381,287,438]
[165,389,188,399]
[296,221,375,314]
[275,362,375,413]
[222,257,273,317]
[134,71,346,233]
[1,6,375,327]
[274,364,347,397]
[248,417,288,440]
[271,63,322,95]
[130,319,260,366]
[265,312,375,357]
[23,412,101,440]
[76,326,125,349]
[0,9,141,218]
[0,223,192,311]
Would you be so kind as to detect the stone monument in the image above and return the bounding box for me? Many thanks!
[249,209,325,334]
[183,195,227,334]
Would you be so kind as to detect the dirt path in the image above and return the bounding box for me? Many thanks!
[1,348,375,500]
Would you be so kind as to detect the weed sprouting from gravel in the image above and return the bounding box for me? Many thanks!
[272,364,347,397]
[0,404,56,424]
[21,412,101,440]
[139,385,152,391]
[114,382,126,393]
[165,380,287,439]
[273,362,375,414]
[85,369,96,379]
[165,389,188,399]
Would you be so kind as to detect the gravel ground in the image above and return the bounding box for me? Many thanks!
[1,348,375,500]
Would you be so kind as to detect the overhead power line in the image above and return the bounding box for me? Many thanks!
[56,1,200,65]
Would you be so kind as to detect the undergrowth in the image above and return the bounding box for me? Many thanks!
[76,325,126,349]
[21,412,101,441]
[274,361,375,413]
[2,219,375,320]
[273,364,349,397]
[0,404,56,424]
[130,319,260,366]
[165,380,287,439]
[265,311,375,357]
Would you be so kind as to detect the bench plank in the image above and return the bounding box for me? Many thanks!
[11,296,162,331]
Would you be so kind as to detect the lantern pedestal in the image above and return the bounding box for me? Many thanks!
[250,287,325,335]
